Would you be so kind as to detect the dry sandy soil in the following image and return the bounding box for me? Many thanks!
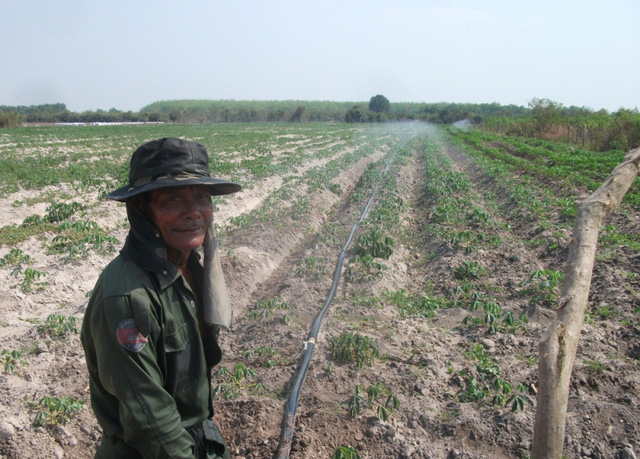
[0,126,639,458]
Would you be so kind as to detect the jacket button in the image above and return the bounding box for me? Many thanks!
[162,270,168,276]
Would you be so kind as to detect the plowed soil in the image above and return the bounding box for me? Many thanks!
[0,124,638,459]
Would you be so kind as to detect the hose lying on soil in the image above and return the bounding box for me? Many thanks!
[274,157,395,458]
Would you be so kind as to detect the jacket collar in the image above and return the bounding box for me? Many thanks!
[121,201,181,289]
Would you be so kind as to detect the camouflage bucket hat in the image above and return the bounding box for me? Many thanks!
[107,137,241,202]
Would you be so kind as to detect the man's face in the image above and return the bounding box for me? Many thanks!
[147,185,213,252]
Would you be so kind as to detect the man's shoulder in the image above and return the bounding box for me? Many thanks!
[97,255,151,298]
[84,254,160,334]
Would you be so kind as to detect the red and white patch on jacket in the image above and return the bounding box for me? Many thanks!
[116,318,148,352]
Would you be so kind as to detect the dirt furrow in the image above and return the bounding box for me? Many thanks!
[2,125,638,459]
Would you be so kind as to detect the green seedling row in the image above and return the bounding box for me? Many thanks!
[447,127,640,210]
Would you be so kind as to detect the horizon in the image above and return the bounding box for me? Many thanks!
[5,97,633,114]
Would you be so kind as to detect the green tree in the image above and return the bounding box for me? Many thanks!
[0,110,21,127]
[345,105,366,123]
[528,97,563,134]
[369,95,390,113]
[289,105,306,122]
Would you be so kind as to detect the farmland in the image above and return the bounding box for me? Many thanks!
[0,122,639,458]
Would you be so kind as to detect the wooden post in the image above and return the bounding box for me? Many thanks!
[531,147,640,459]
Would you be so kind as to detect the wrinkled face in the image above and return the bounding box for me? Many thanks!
[147,185,213,252]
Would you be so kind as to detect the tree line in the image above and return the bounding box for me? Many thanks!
[0,104,161,126]
[2,96,638,151]
[481,98,640,152]
[0,98,528,126]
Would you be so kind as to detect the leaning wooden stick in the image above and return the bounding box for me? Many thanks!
[532,147,640,459]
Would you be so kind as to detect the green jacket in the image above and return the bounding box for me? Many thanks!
[81,203,227,458]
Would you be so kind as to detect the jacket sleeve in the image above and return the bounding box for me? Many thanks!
[88,293,196,459]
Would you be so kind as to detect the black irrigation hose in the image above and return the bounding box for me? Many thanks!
[275,158,395,459]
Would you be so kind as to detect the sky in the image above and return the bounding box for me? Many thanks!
[1,0,638,113]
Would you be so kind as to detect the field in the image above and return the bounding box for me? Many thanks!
[0,122,639,458]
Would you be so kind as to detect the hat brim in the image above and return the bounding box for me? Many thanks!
[107,176,242,202]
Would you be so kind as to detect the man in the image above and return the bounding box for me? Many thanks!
[81,137,241,458]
